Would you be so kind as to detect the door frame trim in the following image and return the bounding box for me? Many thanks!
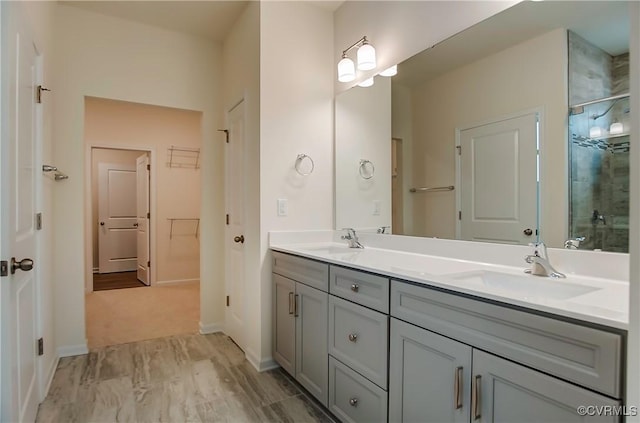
[84,143,156,292]
[454,106,544,241]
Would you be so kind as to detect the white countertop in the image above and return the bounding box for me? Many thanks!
[270,241,629,331]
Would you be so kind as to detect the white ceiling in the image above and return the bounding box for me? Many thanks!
[395,1,630,88]
[60,1,250,41]
[61,0,344,41]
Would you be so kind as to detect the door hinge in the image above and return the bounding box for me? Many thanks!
[456,145,462,155]
[226,296,230,307]
[36,213,43,230]
[147,261,151,268]
[37,338,44,356]
[147,212,150,219]
[218,129,229,143]
[226,214,229,225]
[36,85,51,104]
[0,261,8,277]
[458,211,462,220]
[147,164,150,171]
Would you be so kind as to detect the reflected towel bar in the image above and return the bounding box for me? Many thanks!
[409,185,454,193]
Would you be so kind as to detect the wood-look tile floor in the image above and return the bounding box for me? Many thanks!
[36,333,335,423]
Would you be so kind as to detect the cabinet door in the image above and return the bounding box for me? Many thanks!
[296,282,329,406]
[273,274,296,375]
[389,318,472,423]
[472,350,621,423]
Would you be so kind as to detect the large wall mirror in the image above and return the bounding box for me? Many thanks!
[334,1,630,251]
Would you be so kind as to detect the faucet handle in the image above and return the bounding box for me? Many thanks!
[528,242,548,258]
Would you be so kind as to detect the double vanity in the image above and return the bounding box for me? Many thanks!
[271,231,628,422]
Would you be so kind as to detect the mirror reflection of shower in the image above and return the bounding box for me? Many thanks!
[568,31,629,252]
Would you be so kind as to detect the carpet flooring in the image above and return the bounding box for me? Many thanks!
[85,281,200,349]
[93,271,146,291]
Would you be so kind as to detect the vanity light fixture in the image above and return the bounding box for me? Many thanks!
[589,126,603,139]
[337,36,376,82]
[358,77,374,88]
[609,121,624,135]
[379,65,397,77]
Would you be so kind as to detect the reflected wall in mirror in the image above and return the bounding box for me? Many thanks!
[334,1,630,251]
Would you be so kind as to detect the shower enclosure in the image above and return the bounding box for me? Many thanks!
[568,94,630,252]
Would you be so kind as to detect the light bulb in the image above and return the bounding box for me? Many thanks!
[379,65,397,77]
[609,122,624,135]
[338,56,355,82]
[589,126,603,139]
[358,77,374,88]
[357,43,376,71]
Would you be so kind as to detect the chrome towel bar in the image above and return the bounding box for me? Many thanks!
[409,185,454,193]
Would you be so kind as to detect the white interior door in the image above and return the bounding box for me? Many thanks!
[0,23,40,423]
[225,101,246,350]
[136,154,150,285]
[98,162,137,273]
[459,112,538,244]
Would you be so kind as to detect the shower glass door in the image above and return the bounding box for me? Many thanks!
[568,94,629,252]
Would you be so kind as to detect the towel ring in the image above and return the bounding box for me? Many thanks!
[359,159,375,179]
[295,154,314,176]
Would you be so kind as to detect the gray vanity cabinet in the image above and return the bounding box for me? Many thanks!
[272,252,329,406]
[389,318,621,423]
[473,349,620,423]
[389,318,471,423]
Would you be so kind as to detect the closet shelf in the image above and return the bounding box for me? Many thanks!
[166,146,201,169]
[167,218,200,239]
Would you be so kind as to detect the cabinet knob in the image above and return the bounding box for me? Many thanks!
[350,284,359,292]
[349,397,358,407]
[348,333,358,342]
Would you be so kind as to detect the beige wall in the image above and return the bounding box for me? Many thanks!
[333,1,517,92]
[86,98,202,284]
[222,3,260,345]
[335,76,392,230]
[258,1,335,369]
[397,28,567,247]
[52,5,222,352]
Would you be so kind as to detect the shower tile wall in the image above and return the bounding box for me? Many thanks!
[568,31,629,252]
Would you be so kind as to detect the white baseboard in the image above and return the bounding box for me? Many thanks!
[199,321,224,334]
[156,278,199,286]
[42,355,60,400]
[57,343,88,357]
[245,348,279,372]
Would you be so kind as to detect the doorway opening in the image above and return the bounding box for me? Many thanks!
[84,97,203,348]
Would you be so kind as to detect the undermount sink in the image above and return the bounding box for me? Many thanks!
[447,270,601,300]
[298,245,361,256]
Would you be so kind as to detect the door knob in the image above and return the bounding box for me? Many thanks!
[234,235,245,244]
[523,228,533,236]
[100,222,105,226]
[11,257,34,274]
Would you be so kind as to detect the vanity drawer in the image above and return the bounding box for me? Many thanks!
[390,280,623,398]
[329,295,388,388]
[329,356,388,423]
[330,265,389,313]
[272,251,329,292]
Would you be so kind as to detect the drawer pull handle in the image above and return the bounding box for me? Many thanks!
[350,284,359,292]
[472,375,481,420]
[348,333,358,342]
[294,294,299,317]
[349,397,358,407]
[288,292,294,315]
[454,366,463,410]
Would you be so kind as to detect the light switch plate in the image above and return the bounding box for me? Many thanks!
[373,200,381,216]
[277,199,288,216]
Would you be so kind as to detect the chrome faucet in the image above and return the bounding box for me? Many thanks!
[341,228,364,249]
[564,236,586,249]
[377,226,390,234]
[524,242,566,278]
